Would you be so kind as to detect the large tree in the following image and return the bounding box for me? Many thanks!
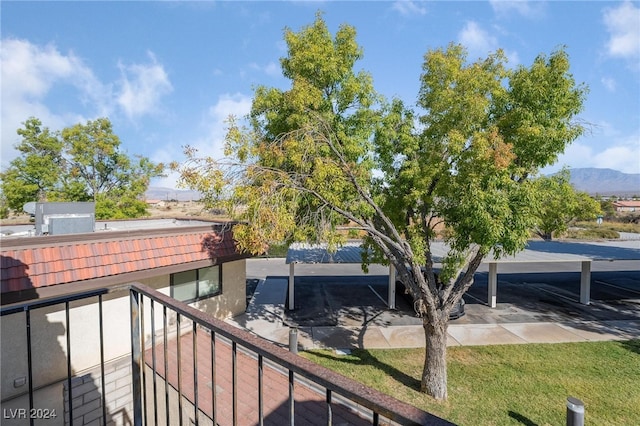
[174,15,587,400]
[532,169,601,240]
[0,118,65,210]
[1,117,164,219]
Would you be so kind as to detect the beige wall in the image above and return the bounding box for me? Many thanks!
[1,288,142,402]
[1,259,247,403]
[192,260,246,320]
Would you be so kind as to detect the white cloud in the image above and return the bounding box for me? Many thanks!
[264,61,281,78]
[603,1,640,59]
[595,145,640,173]
[459,21,497,56]
[601,77,617,92]
[116,52,173,119]
[549,131,640,175]
[208,93,252,124]
[198,93,252,162]
[249,61,281,78]
[276,40,288,54]
[392,1,427,17]
[0,39,175,168]
[601,130,640,174]
[153,93,252,189]
[490,0,544,19]
[0,38,109,167]
[148,93,252,189]
[506,49,520,66]
[458,21,519,65]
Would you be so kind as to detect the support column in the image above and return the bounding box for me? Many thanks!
[288,262,295,310]
[388,263,396,310]
[580,261,591,305]
[488,262,498,308]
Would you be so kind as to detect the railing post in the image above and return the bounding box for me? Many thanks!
[65,302,73,426]
[289,370,295,426]
[130,289,143,426]
[25,308,35,426]
[98,295,107,426]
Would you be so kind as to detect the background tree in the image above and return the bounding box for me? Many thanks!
[596,196,616,219]
[1,117,164,219]
[174,16,587,400]
[0,192,9,219]
[0,118,64,210]
[60,118,164,218]
[532,170,602,240]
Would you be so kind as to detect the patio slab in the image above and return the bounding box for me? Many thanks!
[311,326,360,349]
[447,324,527,346]
[556,322,632,342]
[500,323,585,343]
[377,325,426,348]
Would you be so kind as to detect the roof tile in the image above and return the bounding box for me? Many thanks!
[2,229,244,294]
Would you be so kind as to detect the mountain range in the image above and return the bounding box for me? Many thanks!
[146,168,640,201]
[145,187,202,202]
[563,168,640,196]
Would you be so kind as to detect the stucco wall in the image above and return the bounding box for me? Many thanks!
[192,260,247,319]
[1,287,136,402]
[1,259,247,403]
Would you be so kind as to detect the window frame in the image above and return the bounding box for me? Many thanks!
[170,265,222,303]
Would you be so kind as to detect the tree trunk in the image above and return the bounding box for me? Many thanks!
[420,316,449,400]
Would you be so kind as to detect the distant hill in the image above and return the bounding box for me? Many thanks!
[145,187,202,201]
[564,168,640,196]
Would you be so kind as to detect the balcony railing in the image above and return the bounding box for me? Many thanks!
[1,283,453,426]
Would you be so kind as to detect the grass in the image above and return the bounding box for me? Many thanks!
[302,340,640,425]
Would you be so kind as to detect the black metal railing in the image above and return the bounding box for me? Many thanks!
[1,283,453,426]
[1,288,113,426]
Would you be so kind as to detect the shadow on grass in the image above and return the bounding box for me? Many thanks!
[508,411,538,426]
[620,339,640,355]
[306,348,422,392]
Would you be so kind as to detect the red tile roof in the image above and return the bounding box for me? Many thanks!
[1,226,247,294]
[613,201,640,208]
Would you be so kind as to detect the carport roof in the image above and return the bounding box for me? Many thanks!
[284,241,592,265]
[286,242,368,264]
[284,239,639,311]
[285,240,640,265]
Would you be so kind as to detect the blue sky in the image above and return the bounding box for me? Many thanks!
[2,1,639,189]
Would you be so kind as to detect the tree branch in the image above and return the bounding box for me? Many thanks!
[442,246,485,309]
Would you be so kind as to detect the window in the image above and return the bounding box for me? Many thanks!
[171,265,221,303]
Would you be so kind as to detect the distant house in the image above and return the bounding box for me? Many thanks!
[613,200,640,212]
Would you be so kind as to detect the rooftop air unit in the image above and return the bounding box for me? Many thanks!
[34,202,95,236]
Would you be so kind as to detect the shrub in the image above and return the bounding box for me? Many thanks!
[564,228,620,240]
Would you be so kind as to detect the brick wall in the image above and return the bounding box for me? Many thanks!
[63,356,133,426]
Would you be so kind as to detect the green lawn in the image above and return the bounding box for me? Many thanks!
[302,340,640,425]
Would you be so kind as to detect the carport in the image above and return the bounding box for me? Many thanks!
[285,242,398,310]
[285,240,640,310]
[478,251,592,308]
